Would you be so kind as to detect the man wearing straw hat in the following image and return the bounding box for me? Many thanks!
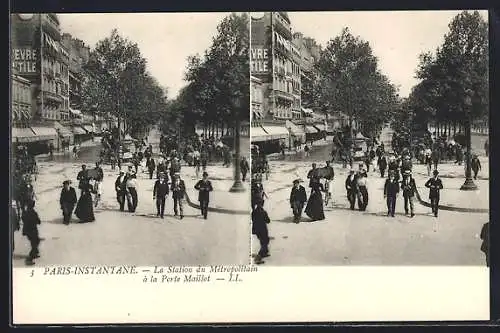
[289,179,307,223]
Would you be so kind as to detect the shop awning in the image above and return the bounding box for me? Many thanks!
[252,111,263,120]
[54,122,73,138]
[251,126,269,142]
[286,120,305,137]
[82,125,94,133]
[305,126,319,134]
[301,107,314,117]
[261,125,289,140]
[12,127,37,143]
[69,108,82,116]
[31,126,57,141]
[314,124,326,132]
[72,126,87,135]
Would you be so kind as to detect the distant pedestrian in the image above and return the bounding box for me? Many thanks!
[425,169,443,217]
[424,152,432,176]
[484,139,489,157]
[252,200,270,264]
[77,164,88,196]
[471,155,482,180]
[431,149,440,170]
[401,170,416,217]
[59,180,77,225]
[171,172,186,219]
[384,170,399,217]
[345,169,358,210]
[194,171,213,220]
[22,200,41,266]
[93,162,104,207]
[378,155,387,178]
[153,172,169,218]
[251,173,267,210]
[240,157,249,182]
[146,157,156,180]
[110,154,117,170]
[304,144,310,158]
[289,179,307,223]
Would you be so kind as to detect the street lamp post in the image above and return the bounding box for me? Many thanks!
[229,93,245,193]
[460,89,477,191]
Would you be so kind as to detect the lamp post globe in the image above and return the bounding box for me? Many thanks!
[229,93,245,193]
[460,88,478,191]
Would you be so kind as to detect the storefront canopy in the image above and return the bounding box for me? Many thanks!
[251,126,269,142]
[261,125,289,141]
[12,127,37,143]
[54,122,73,138]
[31,126,57,141]
[82,125,93,133]
[71,126,87,135]
[305,126,319,134]
[286,120,306,138]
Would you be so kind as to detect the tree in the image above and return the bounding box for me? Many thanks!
[82,29,168,138]
[162,13,249,138]
[315,28,399,139]
[411,11,488,136]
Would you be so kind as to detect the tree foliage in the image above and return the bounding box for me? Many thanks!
[81,29,168,138]
[409,10,488,130]
[161,13,250,135]
[315,28,399,138]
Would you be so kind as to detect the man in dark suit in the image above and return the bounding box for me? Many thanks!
[345,169,358,210]
[471,154,481,180]
[60,180,77,224]
[252,199,271,264]
[194,171,213,219]
[425,169,443,217]
[147,157,156,180]
[401,170,417,217]
[76,164,88,195]
[384,170,400,217]
[289,179,307,223]
[171,172,186,219]
[153,172,169,218]
[114,170,128,211]
[307,163,318,188]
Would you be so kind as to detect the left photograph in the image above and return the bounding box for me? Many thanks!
[10,13,251,266]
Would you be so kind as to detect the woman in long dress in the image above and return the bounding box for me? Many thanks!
[75,182,95,223]
[305,178,325,221]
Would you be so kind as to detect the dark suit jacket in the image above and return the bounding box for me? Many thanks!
[171,179,186,199]
[194,180,213,202]
[384,179,400,197]
[290,185,307,204]
[345,174,358,193]
[425,177,443,199]
[153,179,170,198]
[115,175,128,192]
[401,176,417,197]
[147,158,156,170]
[251,206,270,235]
[60,187,77,207]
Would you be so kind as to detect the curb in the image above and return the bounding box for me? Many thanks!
[184,192,249,216]
[414,188,488,213]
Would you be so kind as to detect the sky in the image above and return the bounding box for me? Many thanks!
[58,13,230,99]
[280,10,488,98]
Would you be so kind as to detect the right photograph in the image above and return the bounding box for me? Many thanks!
[249,11,489,266]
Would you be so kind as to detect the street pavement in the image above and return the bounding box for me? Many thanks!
[252,156,489,266]
[13,158,250,267]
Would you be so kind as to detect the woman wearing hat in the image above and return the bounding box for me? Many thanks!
[425,169,443,217]
[60,180,77,225]
[75,181,95,223]
[304,177,325,221]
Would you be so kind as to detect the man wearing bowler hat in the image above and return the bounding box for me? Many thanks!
[171,172,186,219]
[60,180,77,225]
[425,169,443,217]
[289,179,307,223]
[401,170,417,217]
[153,171,169,218]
